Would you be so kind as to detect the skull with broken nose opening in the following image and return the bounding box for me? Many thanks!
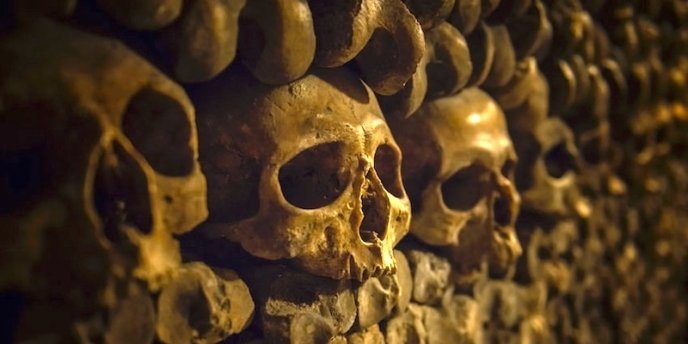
[390,88,522,276]
[190,67,411,280]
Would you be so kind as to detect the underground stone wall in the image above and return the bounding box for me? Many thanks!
[1,0,687,343]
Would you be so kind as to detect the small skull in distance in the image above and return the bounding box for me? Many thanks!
[189,66,411,281]
[514,117,585,218]
[389,88,522,276]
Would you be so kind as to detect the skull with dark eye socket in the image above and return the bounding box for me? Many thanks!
[513,117,588,218]
[389,88,522,279]
[190,66,411,281]
[0,20,208,338]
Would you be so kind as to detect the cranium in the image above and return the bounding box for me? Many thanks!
[514,117,587,218]
[390,88,521,276]
[190,66,411,280]
[0,19,206,336]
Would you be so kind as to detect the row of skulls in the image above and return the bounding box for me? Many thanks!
[0,0,604,342]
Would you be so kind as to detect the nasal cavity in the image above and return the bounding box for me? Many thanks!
[93,142,153,242]
[544,142,576,179]
[359,172,389,244]
[493,193,512,227]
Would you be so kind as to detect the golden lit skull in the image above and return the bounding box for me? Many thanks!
[190,66,411,280]
[0,19,207,331]
[390,88,521,275]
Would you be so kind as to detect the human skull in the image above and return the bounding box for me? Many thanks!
[190,66,411,281]
[0,19,207,333]
[389,88,521,275]
[514,117,588,218]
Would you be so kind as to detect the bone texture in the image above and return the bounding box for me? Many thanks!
[1,1,687,343]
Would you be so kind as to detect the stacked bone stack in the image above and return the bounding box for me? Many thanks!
[0,0,686,343]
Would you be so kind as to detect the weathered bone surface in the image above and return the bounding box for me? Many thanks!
[190,66,411,280]
[384,303,427,344]
[390,88,521,277]
[525,221,578,294]
[403,248,451,305]
[2,0,688,342]
[346,324,386,344]
[403,0,456,30]
[97,0,182,30]
[248,265,357,342]
[379,21,472,118]
[394,249,414,312]
[448,0,481,35]
[156,262,254,343]
[516,118,586,217]
[356,270,401,328]
[482,25,516,89]
[0,18,207,340]
[308,0,425,95]
[238,0,316,84]
[158,0,246,83]
[464,21,495,87]
[506,0,552,61]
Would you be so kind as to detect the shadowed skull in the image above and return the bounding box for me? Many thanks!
[0,19,207,333]
[190,66,411,280]
[390,88,521,276]
[514,118,587,218]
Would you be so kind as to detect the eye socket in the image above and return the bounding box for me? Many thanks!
[544,142,577,179]
[373,144,405,198]
[441,163,492,211]
[279,142,349,209]
[93,142,153,242]
[122,88,194,177]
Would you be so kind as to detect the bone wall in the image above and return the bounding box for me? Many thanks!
[0,0,687,343]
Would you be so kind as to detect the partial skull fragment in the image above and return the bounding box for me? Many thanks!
[248,265,357,343]
[156,263,254,344]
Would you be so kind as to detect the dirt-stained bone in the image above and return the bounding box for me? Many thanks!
[379,21,472,118]
[449,0,481,35]
[506,0,552,61]
[238,0,316,84]
[159,0,246,83]
[515,118,586,217]
[390,88,522,277]
[347,324,386,344]
[190,66,411,281]
[249,265,357,343]
[403,0,456,30]
[308,0,425,95]
[482,25,516,89]
[356,271,401,328]
[394,250,414,312]
[97,0,182,30]
[404,249,451,305]
[384,304,427,344]
[156,262,254,344]
[0,18,207,339]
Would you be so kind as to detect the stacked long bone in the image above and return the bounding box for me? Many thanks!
[0,0,686,342]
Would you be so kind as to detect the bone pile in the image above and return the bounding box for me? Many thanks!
[0,0,686,343]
